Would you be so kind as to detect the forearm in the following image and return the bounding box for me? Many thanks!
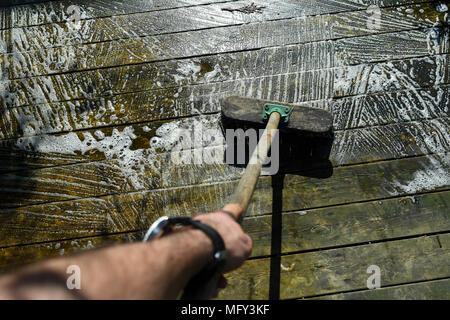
[0,228,212,300]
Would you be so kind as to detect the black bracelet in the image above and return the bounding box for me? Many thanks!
[144,216,228,299]
[143,216,227,266]
[190,219,227,261]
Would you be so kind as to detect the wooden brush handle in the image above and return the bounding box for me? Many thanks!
[182,112,281,300]
[223,111,281,221]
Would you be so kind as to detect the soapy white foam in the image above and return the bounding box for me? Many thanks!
[94,130,105,139]
[436,3,448,12]
[13,114,223,189]
[174,60,202,84]
[0,39,7,54]
[15,126,152,189]
[204,64,222,82]
[4,97,130,140]
[390,155,450,195]
[150,114,223,153]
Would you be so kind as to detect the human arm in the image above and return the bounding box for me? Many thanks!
[0,211,252,300]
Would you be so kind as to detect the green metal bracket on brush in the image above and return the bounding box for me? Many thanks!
[262,103,291,125]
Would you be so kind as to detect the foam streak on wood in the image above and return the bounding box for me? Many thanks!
[0,51,448,145]
[1,3,447,80]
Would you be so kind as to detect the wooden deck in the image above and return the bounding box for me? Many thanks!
[0,0,449,299]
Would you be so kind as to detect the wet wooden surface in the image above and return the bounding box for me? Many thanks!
[0,0,449,299]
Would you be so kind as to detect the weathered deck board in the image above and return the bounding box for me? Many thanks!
[2,6,447,80]
[218,257,271,299]
[0,0,433,31]
[0,190,448,272]
[1,153,448,247]
[0,54,447,174]
[313,278,450,299]
[0,51,448,161]
[0,0,449,300]
[0,76,447,146]
[281,190,450,253]
[2,32,448,121]
[1,113,449,201]
[0,116,448,208]
[279,233,450,299]
[0,1,53,8]
[0,0,236,28]
[1,2,442,55]
[218,233,450,299]
[332,85,449,131]
[0,232,142,274]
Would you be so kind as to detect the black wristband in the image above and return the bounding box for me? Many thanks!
[181,219,228,300]
[190,219,227,261]
[143,216,227,264]
[144,215,228,300]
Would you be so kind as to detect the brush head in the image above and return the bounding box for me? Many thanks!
[221,96,334,173]
[221,96,333,135]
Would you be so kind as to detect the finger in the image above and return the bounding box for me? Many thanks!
[243,234,253,257]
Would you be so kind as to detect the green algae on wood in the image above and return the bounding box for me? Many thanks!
[0,153,448,247]
[312,278,450,300]
[279,234,450,299]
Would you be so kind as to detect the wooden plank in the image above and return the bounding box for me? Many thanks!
[281,190,450,253]
[0,112,225,172]
[0,153,448,247]
[332,85,449,131]
[0,191,157,247]
[278,233,450,299]
[0,232,142,274]
[0,0,53,8]
[2,6,447,80]
[1,103,448,174]
[1,42,445,113]
[210,189,449,258]
[312,278,450,299]
[2,46,448,123]
[3,3,240,49]
[219,234,450,299]
[0,116,448,207]
[0,78,447,144]
[1,1,442,54]
[0,0,235,29]
[0,51,448,149]
[0,116,448,206]
[333,54,449,97]
[1,206,448,300]
[217,257,270,300]
[1,190,447,271]
[0,0,432,30]
[1,34,447,110]
[330,117,450,165]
